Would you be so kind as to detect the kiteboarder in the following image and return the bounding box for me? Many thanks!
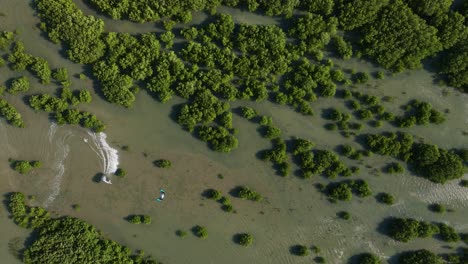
[101,175,112,184]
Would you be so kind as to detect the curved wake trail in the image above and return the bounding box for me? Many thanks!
[86,131,119,176]
[43,126,119,207]
[44,124,71,208]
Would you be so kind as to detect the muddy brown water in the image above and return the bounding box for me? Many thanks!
[0,1,467,263]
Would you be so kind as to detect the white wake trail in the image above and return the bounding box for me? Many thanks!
[86,131,119,175]
[44,124,71,208]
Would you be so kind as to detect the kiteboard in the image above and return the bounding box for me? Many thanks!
[156,189,165,202]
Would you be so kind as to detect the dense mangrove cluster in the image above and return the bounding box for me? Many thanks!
[0,30,105,132]
[8,192,159,264]
[0,32,25,127]
[385,217,462,244]
[29,89,105,132]
[79,0,468,91]
[0,0,464,263]
[33,0,467,155]
[364,132,465,183]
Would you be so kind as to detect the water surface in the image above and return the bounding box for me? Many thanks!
[0,1,467,264]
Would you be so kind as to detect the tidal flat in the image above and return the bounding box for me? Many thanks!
[0,0,467,263]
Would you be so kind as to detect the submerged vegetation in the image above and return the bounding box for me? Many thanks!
[377,192,395,205]
[291,245,310,257]
[236,233,254,247]
[153,159,171,168]
[114,168,127,177]
[10,159,41,174]
[192,225,208,239]
[204,188,235,213]
[234,186,262,202]
[127,215,152,225]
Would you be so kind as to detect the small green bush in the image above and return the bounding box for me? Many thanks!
[337,211,350,220]
[219,196,230,206]
[352,72,370,84]
[53,68,69,82]
[340,144,355,157]
[193,225,208,238]
[263,125,282,139]
[128,215,141,224]
[11,160,41,174]
[114,168,126,177]
[311,246,321,254]
[377,193,395,205]
[9,76,30,94]
[31,161,41,167]
[259,116,272,126]
[237,233,253,246]
[154,159,171,168]
[314,256,325,263]
[222,204,233,212]
[205,189,222,200]
[236,186,262,201]
[176,230,187,237]
[127,214,151,225]
[428,203,445,213]
[385,162,404,173]
[357,109,373,120]
[240,106,257,120]
[142,215,152,224]
[327,183,352,201]
[292,245,309,256]
[375,71,385,80]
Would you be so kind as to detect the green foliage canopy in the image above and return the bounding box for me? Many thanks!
[337,0,389,30]
[398,249,443,264]
[7,192,159,264]
[9,76,30,94]
[360,0,442,72]
[0,98,25,127]
[36,0,105,63]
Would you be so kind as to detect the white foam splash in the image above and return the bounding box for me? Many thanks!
[86,132,119,175]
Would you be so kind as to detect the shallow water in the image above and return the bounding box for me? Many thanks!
[0,1,467,264]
